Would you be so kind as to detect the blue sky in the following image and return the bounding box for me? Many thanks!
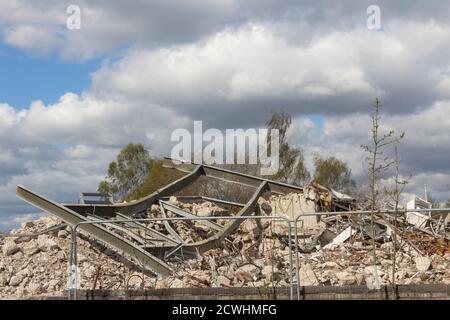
[0,44,99,109]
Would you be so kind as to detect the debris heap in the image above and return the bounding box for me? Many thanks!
[1,192,449,299]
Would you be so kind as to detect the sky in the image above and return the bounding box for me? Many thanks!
[1,0,450,231]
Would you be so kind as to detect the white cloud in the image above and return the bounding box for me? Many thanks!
[90,25,381,114]
[3,25,62,56]
[0,212,45,232]
[1,1,450,230]
[295,101,450,201]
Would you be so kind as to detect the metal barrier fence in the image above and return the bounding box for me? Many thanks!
[1,207,448,300]
[294,208,449,300]
[69,215,294,300]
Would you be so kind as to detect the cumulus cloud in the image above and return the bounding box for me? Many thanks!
[1,1,450,230]
[293,101,450,202]
[0,93,191,228]
[89,19,450,126]
[2,0,450,60]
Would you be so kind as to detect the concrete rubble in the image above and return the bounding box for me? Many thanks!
[1,189,449,299]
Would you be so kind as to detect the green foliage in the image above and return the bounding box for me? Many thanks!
[313,154,356,194]
[266,112,310,186]
[128,160,186,200]
[98,143,152,201]
[445,199,450,208]
[426,192,441,208]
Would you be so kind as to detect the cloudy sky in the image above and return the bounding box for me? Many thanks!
[1,0,450,230]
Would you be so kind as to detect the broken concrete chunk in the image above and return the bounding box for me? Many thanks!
[21,221,34,229]
[150,204,160,213]
[324,226,356,249]
[27,282,42,295]
[336,271,357,286]
[196,206,212,217]
[364,265,382,290]
[298,264,319,286]
[261,265,281,282]
[0,274,8,286]
[37,235,59,252]
[57,230,69,238]
[47,279,61,290]
[235,264,260,282]
[2,240,20,256]
[241,220,258,233]
[9,275,24,287]
[22,240,40,255]
[170,278,186,288]
[414,257,432,272]
[320,261,339,269]
[168,196,178,205]
[216,275,231,287]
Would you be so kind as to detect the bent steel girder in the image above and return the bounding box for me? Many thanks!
[17,161,299,272]
[184,181,270,253]
[158,196,245,208]
[16,185,173,277]
[114,212,177,246]
[65,159,300,219]
[158,201,185,244]
[64,164,204,217]
[85,214,149,246]
[163,157,303,195]
[160,201,224,232]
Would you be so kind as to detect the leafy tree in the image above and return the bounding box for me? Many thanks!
[426,192,441,208]
[98,143,152,201]
[129,160,187,200]
[312,154,356,194]
[266,112,310,186]
[445,199,450,208]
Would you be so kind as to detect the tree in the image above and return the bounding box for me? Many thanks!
[384,143,408,288]
[445,199,450,208]
[361,97,404,265]
[266,112,310,186]
[129,160,187,201]
[98,143,152,201]
[426,192,441,208]
[312,154,356,194]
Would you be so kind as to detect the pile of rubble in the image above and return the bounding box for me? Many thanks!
[1,192,449,299]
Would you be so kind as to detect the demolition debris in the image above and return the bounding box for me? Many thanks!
[0,159,449,299]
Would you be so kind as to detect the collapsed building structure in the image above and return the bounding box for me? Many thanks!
[1,158,449,298]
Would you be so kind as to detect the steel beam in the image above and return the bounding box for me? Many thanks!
[85,214,149,246]
[163,157,302,195]
[16,185,172,277]
[160,201,223,232]
[187,181,270,253]
[64,165,203,217]
[158,195,245,208]
[158,201,185,244]
[114,212,177,245]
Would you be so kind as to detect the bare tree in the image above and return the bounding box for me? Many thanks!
[384,143,408,288]
[361,98,404,265]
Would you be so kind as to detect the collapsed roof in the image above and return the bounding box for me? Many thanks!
[16,158,354,276]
